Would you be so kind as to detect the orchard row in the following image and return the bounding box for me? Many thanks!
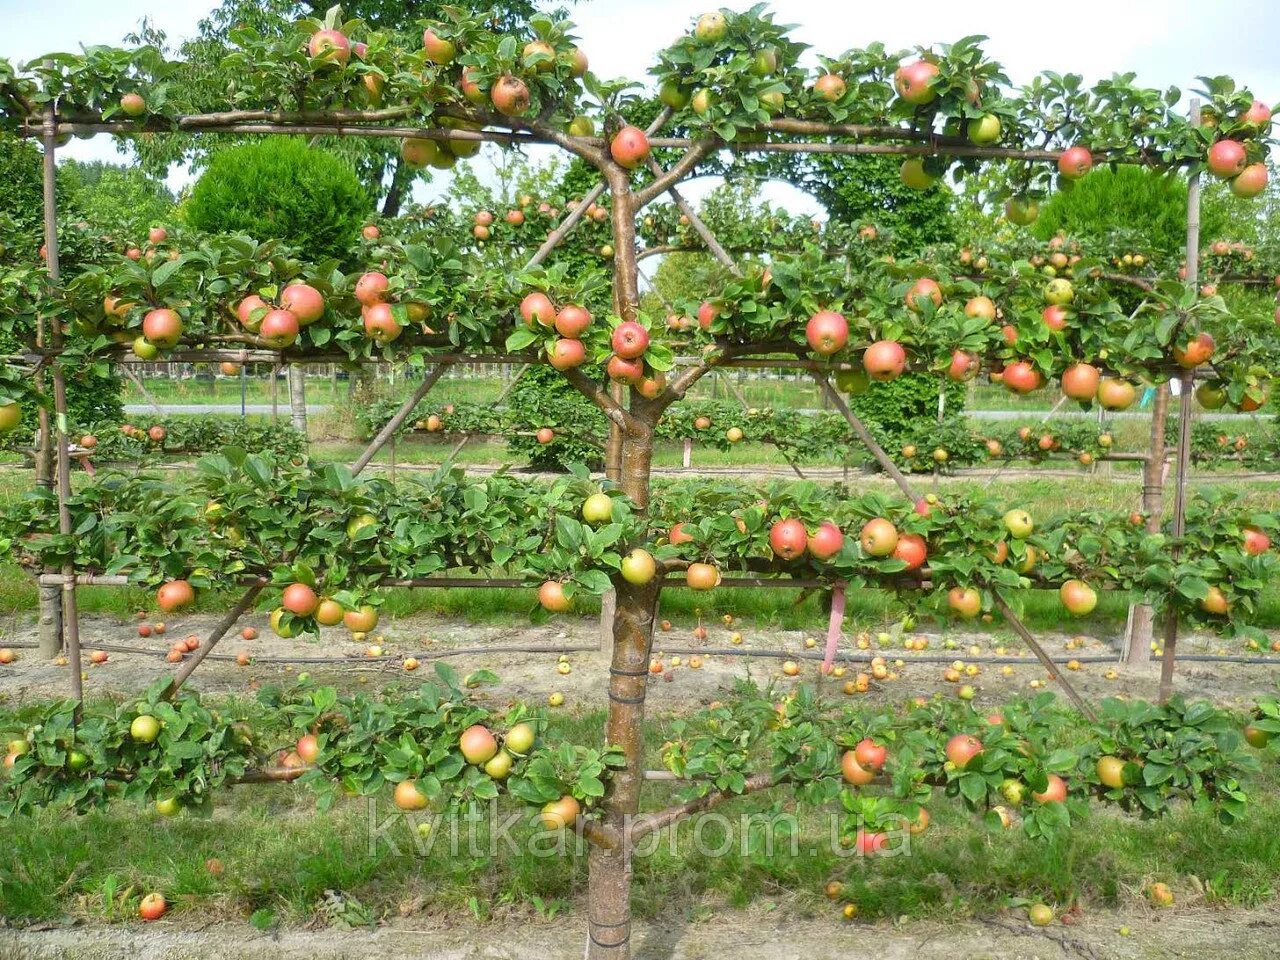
[0,452,1272,641]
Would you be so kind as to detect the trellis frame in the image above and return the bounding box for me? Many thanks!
[22,89,1213,960]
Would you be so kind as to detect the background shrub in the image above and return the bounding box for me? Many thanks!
[185,139,371,261]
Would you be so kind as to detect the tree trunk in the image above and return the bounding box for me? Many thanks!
[381,156,411,218]
[586,421,657,960]
[287,363,308,439]
[1127,383,1169,664]
[585,172,654,960]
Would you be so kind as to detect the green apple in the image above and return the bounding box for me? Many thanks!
[346,513,377,539]
[581,493,613,525]
[968,113,1002,145]
[1003,509,1034,539]
[155,796,181,816]
[1043,278,1074,305]
[483,750,513,780]
[505,722,536,755]
[620,548,657,585]
[130,715,161,744]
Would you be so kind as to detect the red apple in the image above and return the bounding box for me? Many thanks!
[280,283,324,325]
[893,533,927,571]
[156,580,194,613]
[894,59,939,105]
[142,309,182,349]
[1041,304,1069,331]
[491,75,530,117]
[1002,361,1042,394]
[1057,145,1093,179]
[947,587,981,619]
[905,277,942,311]
[606,354,644,383]
[769,518,808,561]
[259,309,300,348]
[806,310,848,356]
[610,126,650,169]
[863,340,906,382]
[308,29,351,65]
[1243,526,1270,556]
[355,271,389,307]
[611,321,650,359]
[944,733,983,769]
[547,338,586,370]
[1060,579,1098,616]
[519,291,556,327]
[362,303,401,343]
[1061,363,1100,401]
[1032,773,1068,803]
[1207,139,1247,178]
[1231,163,1268,198]
[854,738,887,772]
[554,304,591,338]
[808,521,844,561]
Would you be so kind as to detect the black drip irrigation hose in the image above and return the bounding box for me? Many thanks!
[2,640,1277,666]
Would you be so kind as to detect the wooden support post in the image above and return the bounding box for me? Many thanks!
[351,362,451,477]
[161,580,267,699]
[41,102,83,701]
[1125,382,1169,663]
[682,437,692,470]
[811,371,920,502]
[994,596,1098,722]
[1158,100,1202,703]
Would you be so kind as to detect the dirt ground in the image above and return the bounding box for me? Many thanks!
[2,908,1279,960]
[0,607,1277,711]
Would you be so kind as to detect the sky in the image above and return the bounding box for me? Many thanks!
[4,0,1280,213]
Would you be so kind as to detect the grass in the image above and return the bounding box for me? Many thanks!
[1,707,1277,927]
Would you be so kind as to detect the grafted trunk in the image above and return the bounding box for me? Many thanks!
[586,422,657,960]
[1128,383,1169,664]
[287,363,308,438]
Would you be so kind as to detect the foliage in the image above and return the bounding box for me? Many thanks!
[61,160,176,245]
[185,139,372,262]
[505,365,605,471]
[1032,167,1226,258]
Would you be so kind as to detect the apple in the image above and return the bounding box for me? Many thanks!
[519,291,556,327]
[1243,527,1270,556]
[259,309,300,348]
[859,518,898,557]
[1241,99,1272,131]
[131,714,161,743]
[947,350,979,382]
[1207,139,1247,178]
[460,725,498,765]
[1200,585,1230,615]
[685,562,720,590]
[968,113,1001,144]
[1043,278,1074,305]
[806,310,848,355]
[536,427,555,444]
[491,75,530,117]
[1001,510,1033,540]
[582,492,613,524]
[893,533,927,572]
[120,92,147,117]
[1096,755,1128,789]
[343,604,379,633]
[505,722,536,755]
[280,283,324,325]
[900,158,936,189]
[606,354,644,384]
[611,320,650,359]
[670,522,695,545]
[610,126,650,169]
[394,779,429,811]
[1028,903,1054,926]
[307,598,342,628]
[540,794,581,829]
[295,734,319,765]
[505,208,525,227]
[863,340,906,381]
[1243,724,1273,749]
[1032,773,1068,804]
[308,29,351,65]
[1060,363,1100,401]
[1060,580,1097,616]
[854,738,887,771]
[1231,163,1268,198]
[156,580,194,612]
[141,309,182,349]
[814,73,846,101]
[547,338,586,370]
[282,583,319,617]
[355,272,389,307]
[808,521,845,561]
[905,277,943,311]
[944,733,983,769]
[947,586,981,618]
[554,304,591,338]
[1058,145,1093,179]
[697,301,719,329]
[894,59,939,105]
[363,303,401,343]
[1002,362,1041,394]
[1041,304,1069,331]
[841,750,876,785]
[401,137,442,169]
[139,892,167,922]
[539,580,570,612]
[769,518,808,561]
[416,25,456,64]
[1005,197,1039,225]
[620,548,657,585]
[1097,379,1136,411]
[964,296,996,321]
[694,11,727,41]
[1173,332,1214,368]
